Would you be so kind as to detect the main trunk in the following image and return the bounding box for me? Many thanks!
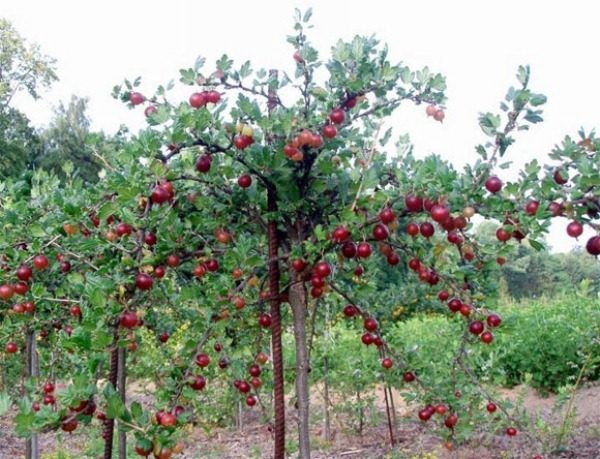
[117,347,127,459]
[289,279,311,459]
[103,344,119,459]
[267,188,285,459]
[25,330,39,459]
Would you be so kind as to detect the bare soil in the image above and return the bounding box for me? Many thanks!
[1,383,598,458]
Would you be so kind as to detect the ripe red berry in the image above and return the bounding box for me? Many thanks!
[291,259,306,272]
[447,298,462,313]
[120,311,138,329]
[144,232,157,246]
[525,200,539,216]
[205,259,219,272]
[238,380,251,393]
[151,185,170,204]
[314,261,332,278]
[189,92,207,108]
[357,242,372,258]
[238,174,252,188]
[417,222,434,239]
[486,402,497,413]
[379,208,396,224]
[485,176,503,193]
[405,195,423,212]
[159,412,177,427]
[447,231,463,245]
[430,204,449,223]
[566,221,583,238]
[408,258,421,271]
[361,333,374,345]
[293,50,304,63]
[480,331,494,344]
[433,109,445,122]
[329,109,345,124]
[16,264,33,282]
[249,364,261,377]
[438,290,449,301]
[444,413,458,429]
[332,226,350,242]
[418,408,432,421]
[341,241,357,258]
[195,353,210,368]
[381,358,393,369]
[322,124,337,139]
[468,320,484,335]
[115,222,132,237]
[406,222,419,236]
[234,134,253,150]
[486,314,502,328]
[363,317,378,332]
[0,284,14,300]
[553,169,568,185]
[372,224,389,241]
[387,252,400,266]
[506,427,517,437]
[206,90,221,104]
[246,395,257,407]
[61,419,78,433]
[189,375,206,391]
[135,273,153,290]
[196,154,212,173]
[6,341,19,353]
[33,255,49,271]
[586,236,600,255]
[154,265,166,278]
[403,371,416,383]
[496,228,511,242]
[129,92,145,105]
[258,313,272,328]
[548,201,563,217]
[43,382,55,393]
[159,332,170,343]
[343,304,357,317]
[144,105,157,117]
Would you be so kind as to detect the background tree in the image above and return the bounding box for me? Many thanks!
[36,95,110,183]
[0,17,56,180]
[0,18,57,106]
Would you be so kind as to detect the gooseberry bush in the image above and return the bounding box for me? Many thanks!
[1,9,599,459]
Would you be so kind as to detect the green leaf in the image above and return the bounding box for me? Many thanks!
[529,93,547,106]
[0,392,10,415]
[528,239,545,251]
[104,385,125,419]
[131,401,143,421]
[303,8,313,23]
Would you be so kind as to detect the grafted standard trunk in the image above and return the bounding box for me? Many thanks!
[289,276,311,459]
[25,330,39,459]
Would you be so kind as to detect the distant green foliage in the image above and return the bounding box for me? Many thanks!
[386,297,600,393]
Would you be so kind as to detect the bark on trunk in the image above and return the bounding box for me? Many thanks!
[267,188,285,459]
[117,347,127,459]
[289,281,311,459]
[322,356,331,442]
[103,343,119,459]
[25,330,39,459]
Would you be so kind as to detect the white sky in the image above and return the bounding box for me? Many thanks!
[4,0,600,253]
